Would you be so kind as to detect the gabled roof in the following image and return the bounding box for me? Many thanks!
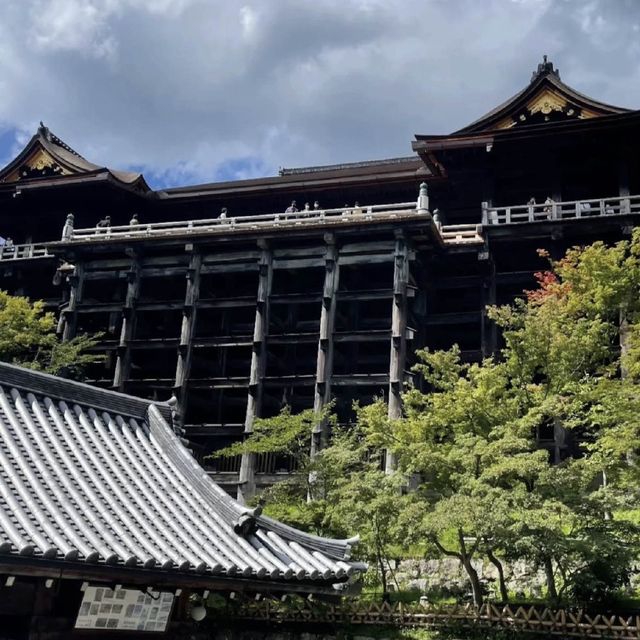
[0,123,150,193]
[453,56,629,134]
[0,362,363,591]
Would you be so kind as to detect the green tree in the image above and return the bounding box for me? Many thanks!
[0,290,102,378]
[370,232,640,605]
[214,232,640,607]
[213,402,407,597]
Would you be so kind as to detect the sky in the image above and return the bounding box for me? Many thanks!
[0,0,639,190]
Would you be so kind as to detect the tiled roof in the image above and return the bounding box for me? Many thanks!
[0,362,363,587]
[278,156,420,176]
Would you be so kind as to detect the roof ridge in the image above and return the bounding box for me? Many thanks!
[279,156,419,176]
[0,360,170,421]
[37,122,87,160]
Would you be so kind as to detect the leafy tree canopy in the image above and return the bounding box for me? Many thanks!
[0,290,102,378]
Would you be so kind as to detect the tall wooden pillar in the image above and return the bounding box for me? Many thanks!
[173,248,202,426]
[61,263,85,342]
[238,242,273,503]
[311,234,339,457]
[480,253,497,358]
[113,252,141,391]
[386,232,410,473]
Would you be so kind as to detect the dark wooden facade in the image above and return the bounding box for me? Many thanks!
[1,58,638,496]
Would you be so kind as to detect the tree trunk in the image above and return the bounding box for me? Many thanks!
[456,530,483,606]
[487,548,509,602]
[543,556,558,603]
[378,550,389,602]
[461,555,484,607]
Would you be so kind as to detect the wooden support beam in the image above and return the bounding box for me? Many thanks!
[424,311,480,325]
[386,232,410,473]
[480,255,497,358]
[61,263,85,342]
[495,270,535,285]
[238,243,273,504]
[173,250,203,425]
[112,255,141,391]
[311,234,339,457]
[337,289,393,302]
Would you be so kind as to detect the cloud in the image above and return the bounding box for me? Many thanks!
[0,0,638,188]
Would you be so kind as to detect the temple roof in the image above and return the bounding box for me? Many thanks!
[0,362,362,590]
[0,123,150,193]
[453,56,629,134]
[161,156,425,199]
[412,58,638,176]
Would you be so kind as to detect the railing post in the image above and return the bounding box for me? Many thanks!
[505,208,511,224]
[481,202,489,226]
[417,182,430,214]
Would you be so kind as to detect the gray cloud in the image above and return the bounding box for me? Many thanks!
[0,0,638,187]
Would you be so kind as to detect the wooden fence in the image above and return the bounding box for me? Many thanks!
[222,599,640,639]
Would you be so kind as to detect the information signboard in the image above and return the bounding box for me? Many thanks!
[75,586,174,632]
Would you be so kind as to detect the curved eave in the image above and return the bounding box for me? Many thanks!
[0,134,41,181]
[414,109,640,176]
[0,555,361,595]
[454,72,630,135]
[0,169,152,197]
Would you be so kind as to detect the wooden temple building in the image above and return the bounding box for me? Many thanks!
[0,57,639,501]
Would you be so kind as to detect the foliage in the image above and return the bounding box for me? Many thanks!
[215,231,640,608]
[0,290,102,378]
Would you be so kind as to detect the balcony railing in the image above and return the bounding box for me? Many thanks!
[0,243,52,262]
[482,194,640,226]
[67,202,423,242]
[438,223,483,245]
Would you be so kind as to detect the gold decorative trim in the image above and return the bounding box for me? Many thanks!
[495,116,516,130]
[527,88,567,116]
[3,147,71,182]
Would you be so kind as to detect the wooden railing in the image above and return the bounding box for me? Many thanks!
[483,194,640,226]
[68,202,421,241]
[438,223,483,245]
[0,243,52,262]
[206,453,298,475]
[59,202,476,247]
[224,600,640,639]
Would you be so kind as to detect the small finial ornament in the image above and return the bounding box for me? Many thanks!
[532,55,560,82]
[38,121,52,141]
[61,213,74,241]
[417,182,430,214]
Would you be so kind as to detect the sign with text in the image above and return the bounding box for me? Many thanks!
[75,586,174,632]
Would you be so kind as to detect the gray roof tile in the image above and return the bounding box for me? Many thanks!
[0,362,362,586]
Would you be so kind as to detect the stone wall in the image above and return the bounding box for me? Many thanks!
[392,558,547,599]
